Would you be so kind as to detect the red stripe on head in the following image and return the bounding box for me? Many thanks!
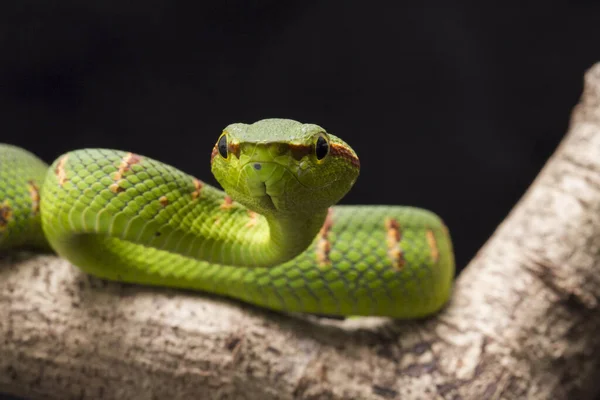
[329,143,360,169]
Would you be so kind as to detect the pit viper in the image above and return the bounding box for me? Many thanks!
[0,119,454,318]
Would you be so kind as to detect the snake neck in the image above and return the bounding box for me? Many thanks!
[180,201,329,268]
[261,208,329,265]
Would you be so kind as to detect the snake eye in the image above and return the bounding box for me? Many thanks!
[315,134,329,161]
[218,134,228,159]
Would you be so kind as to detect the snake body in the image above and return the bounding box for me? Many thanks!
[0,119,454,318]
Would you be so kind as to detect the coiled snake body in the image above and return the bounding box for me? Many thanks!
[0,119,454,318]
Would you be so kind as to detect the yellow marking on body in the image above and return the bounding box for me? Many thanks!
[115,152,142,180]
[28,180,40,215]
[0,201,12,230]
[246,210,258,228]
[426,229,439,263]
[109,183,125,194]
[111,152,142,194]
[316,208,334,268]
[159,196,169,207]
[220,195,233,210]
[384,217,405,271]
[55,155,69,186]
[192,178,203,200]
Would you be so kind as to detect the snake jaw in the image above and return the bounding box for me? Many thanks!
[248,181,277,210]
[263,193,277,211]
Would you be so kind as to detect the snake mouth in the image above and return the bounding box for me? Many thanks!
[239,161,301,212]
[250,181,277,210]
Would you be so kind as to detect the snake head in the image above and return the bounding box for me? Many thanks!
[211,118,360,216]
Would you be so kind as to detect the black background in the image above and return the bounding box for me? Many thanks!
[1,2,599,273]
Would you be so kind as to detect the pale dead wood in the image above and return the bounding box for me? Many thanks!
[3,64,600,400]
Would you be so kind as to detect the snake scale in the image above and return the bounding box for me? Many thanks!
[0,119,454,318]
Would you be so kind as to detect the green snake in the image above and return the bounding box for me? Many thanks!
[0,119,454,318]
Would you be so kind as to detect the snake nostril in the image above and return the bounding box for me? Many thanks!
[253,163,262,170]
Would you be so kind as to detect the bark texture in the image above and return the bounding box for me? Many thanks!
[3,64,600,400]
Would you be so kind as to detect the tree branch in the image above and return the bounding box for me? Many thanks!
[4,64,600,400]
